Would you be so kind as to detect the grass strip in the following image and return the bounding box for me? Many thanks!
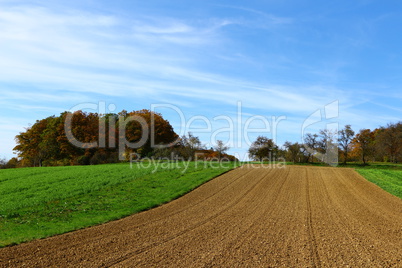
[0,161,239,247]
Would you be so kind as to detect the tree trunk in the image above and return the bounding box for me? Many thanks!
[343,150,348,165]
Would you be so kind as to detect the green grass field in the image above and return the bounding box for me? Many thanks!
[356,168,402,199]
[0,161,239,247]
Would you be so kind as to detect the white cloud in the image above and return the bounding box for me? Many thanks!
[0,1,397,159]
[0,4,346,114]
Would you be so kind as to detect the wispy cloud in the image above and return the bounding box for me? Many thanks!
[0,5,230,96]
[214,4,294,26]
[0,4,341,113]
[1,1,399,160]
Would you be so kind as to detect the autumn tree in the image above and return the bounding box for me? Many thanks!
[338,125,355,165]
[5,158,19,169]
[56,112,84,163]
[14,109,179,166]
[376,122,402,163]
[14,117,52,167]
[59,111,101,164]
[121,109,178,158]
[248,136,278,161]
[351,129,375,165]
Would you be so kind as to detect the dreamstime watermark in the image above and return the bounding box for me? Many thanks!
[64,100,340,167]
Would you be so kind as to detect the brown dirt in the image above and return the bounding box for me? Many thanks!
[1,165,401,267]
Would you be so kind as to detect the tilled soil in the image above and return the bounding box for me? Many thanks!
[1,165,401,267]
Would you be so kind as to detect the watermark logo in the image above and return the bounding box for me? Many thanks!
[64,102,150,160]
[64,101,287,162]
[301,101,339,166]
[63,100,340,167]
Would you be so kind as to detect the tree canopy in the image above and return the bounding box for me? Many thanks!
[248,136,278,161]
[13,110,178,167]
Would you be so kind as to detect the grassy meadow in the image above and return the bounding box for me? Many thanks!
[356,167,402,199]
[0,161,239,247]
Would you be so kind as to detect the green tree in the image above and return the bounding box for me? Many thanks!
[248,136,277,162]
[284,141,304,163]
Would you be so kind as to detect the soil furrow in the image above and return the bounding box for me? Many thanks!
[105,167,274,267]
[1,165,401,267]
[305,170,321,268]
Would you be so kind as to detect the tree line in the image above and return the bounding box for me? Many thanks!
[152,133,235,162]
[248,122,402,165]
[6,109,177,167]
[1,110,401,168]
[1,110,236,168]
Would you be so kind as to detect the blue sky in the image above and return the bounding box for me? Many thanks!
[1,0,401,160]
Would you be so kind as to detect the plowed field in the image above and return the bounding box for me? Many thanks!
[1,165,401,267]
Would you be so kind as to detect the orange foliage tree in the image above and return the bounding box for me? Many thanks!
[14,109,178,166]
[350,129,376,165]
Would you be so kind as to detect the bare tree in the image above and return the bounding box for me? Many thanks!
[214,140,229,161]
[317,129,338,164]
[318,129,337,152]
[0,158,6,169]
[303,133,319,163]
[338,125,355,165]
[178,133,204,160]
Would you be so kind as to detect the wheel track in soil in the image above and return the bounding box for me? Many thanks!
[115,167,293,267]
[103,167,273,267]
[305,169,321,268]
[316,169,378,266]
[317,168,402,266]
[200,168,290,267]
[0,165,401,267]
[204,166,317,267]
